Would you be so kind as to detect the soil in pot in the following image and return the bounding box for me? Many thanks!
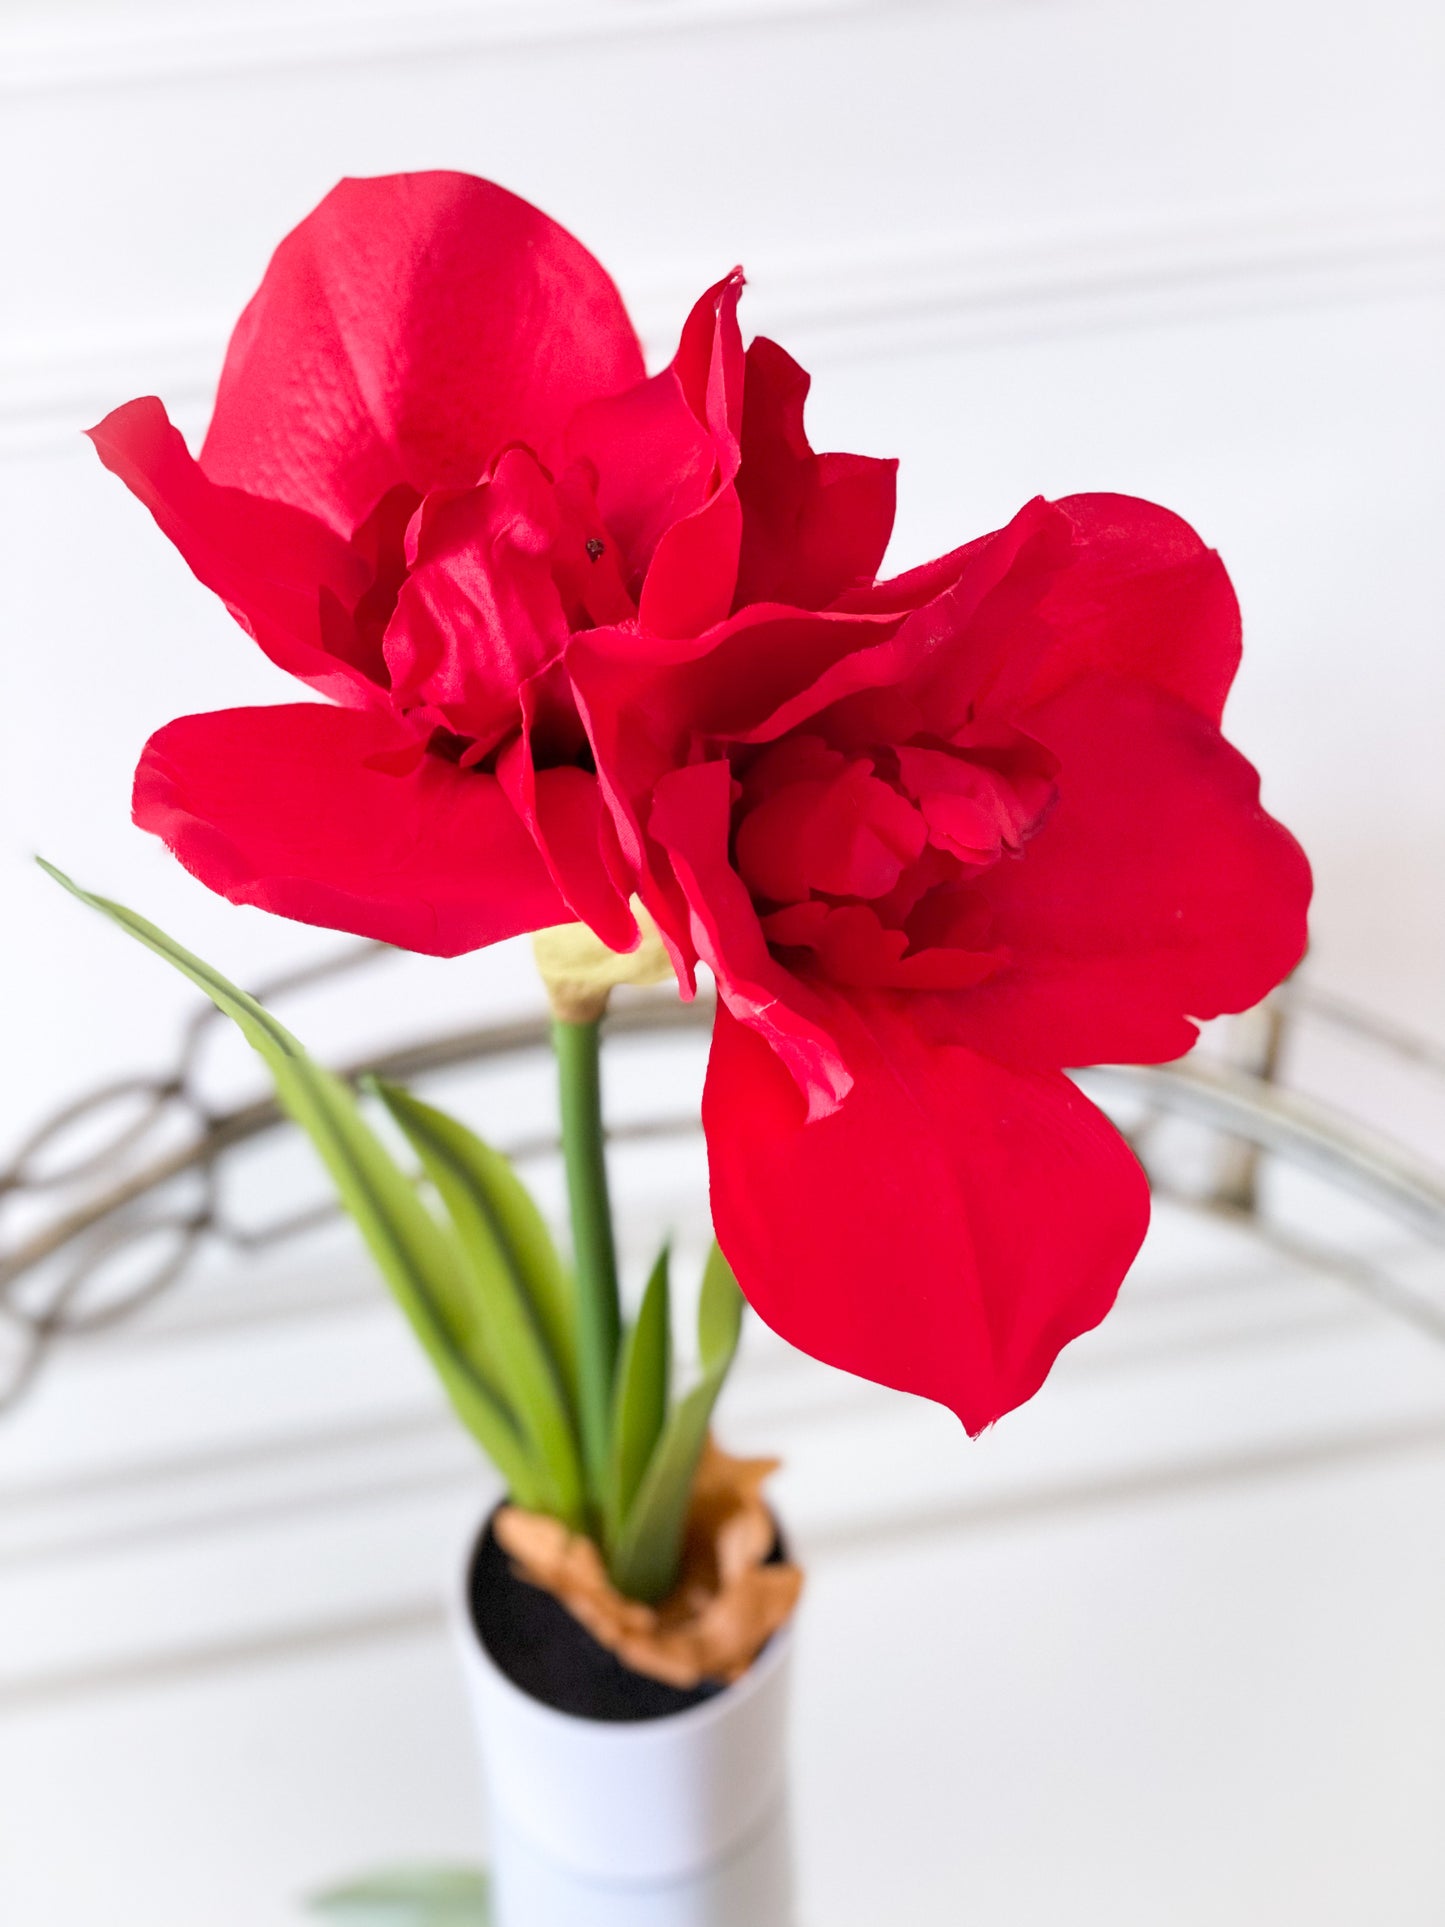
[469,1510,785,1724]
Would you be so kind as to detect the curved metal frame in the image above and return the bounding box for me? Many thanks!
[4,943,1445,1413]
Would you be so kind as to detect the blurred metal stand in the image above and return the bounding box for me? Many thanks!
[4,946,1445,1415]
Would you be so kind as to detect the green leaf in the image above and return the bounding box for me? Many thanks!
[40,862,547,1510]
[372,1081,586,1530]
[603,1241,671,1553]
[306,1865,490,1925]
[606,1242,745,1604]
[697,1238,746,1366]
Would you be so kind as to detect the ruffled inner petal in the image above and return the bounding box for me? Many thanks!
[383,450,571,757]
[733,335,897,610]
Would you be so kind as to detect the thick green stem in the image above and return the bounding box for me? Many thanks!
[552,1015,621,1502]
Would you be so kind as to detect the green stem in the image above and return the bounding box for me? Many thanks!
[552,1015,621,1503]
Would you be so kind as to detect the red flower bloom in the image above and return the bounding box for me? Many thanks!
[94,171,1310,1432]
[569,492,1311,1430]
[93,171,893,955]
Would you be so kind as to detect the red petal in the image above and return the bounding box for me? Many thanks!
[734,757,926,904]
[672,269,746,443]
[571,274,746,634]
[87,398,375,701]
[733,336,897,610]
[705,991,1150,1432]
[496,669,640,954]
[761,899,1003,990]
[383,450,569,756]
[566,640,701,993]
[565,365,716,589]
[970,494,1242,726]
[546,466,637,630]
[637,484,743,638]
[200,172,645,536]
[133,704,565,955]
[649,760,851,1118]
[527,767,640,953]
[934,675,1313,1067]
[829,494,1239,732]
[895,734,1057,868]
[571,601,908,779]
[832,496,1066,619]
[726,499,1068,747]
[566,603,915,993]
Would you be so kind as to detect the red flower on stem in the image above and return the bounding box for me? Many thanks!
[92,172,892,959]
[570,492,1310,1429]
[92,171,1310,1432]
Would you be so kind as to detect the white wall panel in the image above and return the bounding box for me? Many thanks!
[2,0,1443,1155]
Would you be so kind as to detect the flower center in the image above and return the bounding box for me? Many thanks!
[731,728,1057,990]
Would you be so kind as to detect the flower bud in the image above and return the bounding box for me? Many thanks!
[532,903,675,1023]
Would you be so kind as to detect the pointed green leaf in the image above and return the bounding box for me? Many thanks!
[372,1081,585,1529]
[40,862,548,1509]
[603,1242,671,1553]
[376,1073,578,1408]
[697,1238,746,1367]
[307,1865,491,1924]
[606,1242,745,1603]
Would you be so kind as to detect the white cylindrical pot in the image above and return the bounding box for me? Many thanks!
[489,1789,795,1927]
[453,1516,793,1889]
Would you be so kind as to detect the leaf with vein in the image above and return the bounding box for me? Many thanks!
[373,1080,585,1528]
[607,1242,744,1604]
[603,1240,671,1554]
[40,862,545,1509]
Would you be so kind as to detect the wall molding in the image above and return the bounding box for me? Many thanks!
[4,1162,1443,1706]
[5,196,1442,459]
[0,0,964,99]
[0,1245,1367,1563]
[8,1325,1445,1718]
[13,1407,1445,1714]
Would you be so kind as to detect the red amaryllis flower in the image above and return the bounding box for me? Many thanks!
[91,171,894,956]
[94,169,1310,1432]
[568,492,1311,1430]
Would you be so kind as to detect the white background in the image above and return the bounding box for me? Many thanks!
[2,3,1444,1922]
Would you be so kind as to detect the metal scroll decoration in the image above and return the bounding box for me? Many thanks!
[3,944,1445,1414]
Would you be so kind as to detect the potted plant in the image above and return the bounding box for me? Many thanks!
[44,865,798,1891]
[53,169,1311,1907]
